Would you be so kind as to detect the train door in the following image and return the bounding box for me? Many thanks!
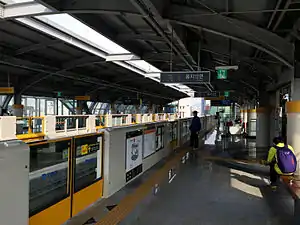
[29,138,72,225]
[70,133,104,216]
[28,133,104,225]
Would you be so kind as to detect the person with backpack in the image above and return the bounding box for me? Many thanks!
[263,136,297,189]
[189,111,202,150]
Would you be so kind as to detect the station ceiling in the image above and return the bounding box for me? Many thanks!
[1,0,300,103]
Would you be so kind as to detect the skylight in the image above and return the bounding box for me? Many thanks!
[36,14,130,55]
[2,0,33,3]
[8,0,194,96]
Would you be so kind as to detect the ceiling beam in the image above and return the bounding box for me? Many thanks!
[117,33,165,43]
[129,0,213,92]
[15,40,61,55]
[164,4,294,68]
[1,1,53,19]
[0,53,180,101]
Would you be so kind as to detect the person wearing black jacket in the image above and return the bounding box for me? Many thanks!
[189,111,202,150]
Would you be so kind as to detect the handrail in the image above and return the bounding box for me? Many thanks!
[16,116,45,140]
[0,113,214,141]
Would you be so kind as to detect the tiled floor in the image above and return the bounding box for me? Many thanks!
[129,133,294,225]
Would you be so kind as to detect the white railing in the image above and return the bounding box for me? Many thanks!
[0,113,217,141]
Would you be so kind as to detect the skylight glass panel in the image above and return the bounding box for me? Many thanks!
[12,0,194,95]
[36,14,130,54]
[126,60,161,73]
[1,0,34,3]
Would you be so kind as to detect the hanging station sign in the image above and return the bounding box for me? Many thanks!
[195,91,220,98]
[160,71,210,84]
[217,69,227,79]
[0,87,14,94]
[204,96,225,101]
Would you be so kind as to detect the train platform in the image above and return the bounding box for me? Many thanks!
[64,131,295,225]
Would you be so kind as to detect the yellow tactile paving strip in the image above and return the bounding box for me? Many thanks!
[96,149,188,225]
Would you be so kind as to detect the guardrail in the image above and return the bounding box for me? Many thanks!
[15,116,44,140]
[0,113,215,141]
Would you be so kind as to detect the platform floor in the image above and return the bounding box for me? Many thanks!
[127,133,294,225]
[68,130,295,225]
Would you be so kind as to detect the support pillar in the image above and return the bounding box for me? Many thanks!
[269,91,280,145]
[287,77,300,174]
[256,107,271,148]
[111,103,117,114]
[255,92,271,148]
[12,94,23,117]
[76,100,83,115]
[243,104,248,133]
[240,108,244,122]
[13,93,23,134]
[231,102,236,119]
[247,109,257,137]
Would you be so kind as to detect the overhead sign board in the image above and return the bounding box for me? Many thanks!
[195,91,220,98]
[211,100,233,106]
[75,96,90,101]
[0,87,14,94]
[160,71,210,84]
[204,96,225,101]
[224,91,230,97]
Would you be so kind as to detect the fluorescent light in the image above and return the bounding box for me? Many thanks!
[36,14,130,55]
[215,65,238,70]
[12,1,194,95]
[1,0,34,3]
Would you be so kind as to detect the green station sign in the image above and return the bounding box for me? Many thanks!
[217,69,227,79]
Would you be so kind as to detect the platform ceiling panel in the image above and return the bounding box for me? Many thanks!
[2,0,298,103]
[0,16,185,104]
[34,0,297,103]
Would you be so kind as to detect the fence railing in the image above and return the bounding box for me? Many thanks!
[15,116,44,139]
[0,113,216,141]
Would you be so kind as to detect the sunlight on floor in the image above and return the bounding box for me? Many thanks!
[230,168,265,198]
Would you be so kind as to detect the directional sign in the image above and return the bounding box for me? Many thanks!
[0,87,14,94]
[195,91,220,98]
[75,96,90,101]
[217,69,227,79]
[224,91,230,97]
[160,71,210,84]
[211,100,232,106]
[204,96,225,101]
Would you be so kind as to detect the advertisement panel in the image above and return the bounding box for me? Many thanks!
[126,130,143,182]
[156,125,164,151]
[143,125,156,158]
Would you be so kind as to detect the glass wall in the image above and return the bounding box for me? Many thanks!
[29,139,71,216]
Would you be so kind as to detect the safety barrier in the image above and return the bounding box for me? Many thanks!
[0,115,216,225]
[0,113,179,141]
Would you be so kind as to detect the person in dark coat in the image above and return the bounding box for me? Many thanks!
[189,111,202,150]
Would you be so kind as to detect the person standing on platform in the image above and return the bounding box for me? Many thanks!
[262,136,297,189]
[189,111,202,150]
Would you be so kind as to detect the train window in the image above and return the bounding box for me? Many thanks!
[29,140,70,216]
[74,134,103,193]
